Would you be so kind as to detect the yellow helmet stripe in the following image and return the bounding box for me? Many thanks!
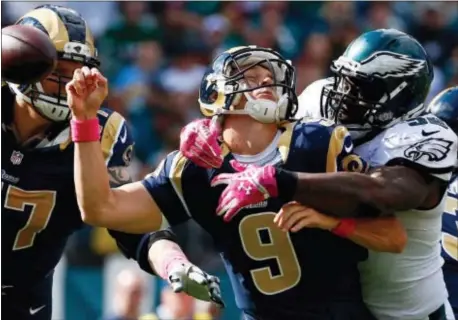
[19,8,69,52]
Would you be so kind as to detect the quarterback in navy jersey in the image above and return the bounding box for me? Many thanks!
[2,83,151,317]
[427,87,458,318]
[2,5,221,320]
[68,45,379,320]
[176,31,458,320]
[142,121,374,320]
[2,80,149,300]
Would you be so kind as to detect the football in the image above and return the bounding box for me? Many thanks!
[2,24,57,84]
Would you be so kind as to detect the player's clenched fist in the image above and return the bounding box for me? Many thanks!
[274,202,339,232]
[66,66,108,120]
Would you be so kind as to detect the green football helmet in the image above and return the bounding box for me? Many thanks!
[321,29,434,140]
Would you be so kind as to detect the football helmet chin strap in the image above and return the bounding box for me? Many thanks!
[213,92,289,124]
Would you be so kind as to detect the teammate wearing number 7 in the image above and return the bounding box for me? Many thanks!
[67,46,410,319]
[1,5,223,320]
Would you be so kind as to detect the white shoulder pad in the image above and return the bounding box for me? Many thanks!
[296,78,332,120]
[374,115,458,181]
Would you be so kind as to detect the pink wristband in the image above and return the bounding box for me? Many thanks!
[331,218,356,238]
[70,118,100,142]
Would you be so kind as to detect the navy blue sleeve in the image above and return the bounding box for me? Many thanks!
[292,118,369,173]
[97,108,134,167]
[141,150,202,226]
[107,230,154,274]
[108,151,206,275]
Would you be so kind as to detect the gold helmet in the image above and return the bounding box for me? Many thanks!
[7,4,99,122]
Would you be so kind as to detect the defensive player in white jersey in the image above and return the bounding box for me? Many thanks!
[427,87,458,320]
[178,29,458,320]
[291,29,457,320]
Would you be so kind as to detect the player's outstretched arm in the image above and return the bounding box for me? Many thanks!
[279,165,439,218]
[213,123,447,221]
[66,67,162,233]
[282,120,456,218]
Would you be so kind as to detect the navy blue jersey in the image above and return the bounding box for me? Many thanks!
[442,174,458,310]
[143,119,370,319]
[1,84,144,289]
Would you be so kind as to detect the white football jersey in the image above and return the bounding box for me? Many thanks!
[356,116,457,320]
[296,78,331,120]
[299,80,458,319]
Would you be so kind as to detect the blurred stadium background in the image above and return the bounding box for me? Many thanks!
[2,1,458,319]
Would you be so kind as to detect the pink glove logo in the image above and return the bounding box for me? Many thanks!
[211,160,278,222]
[179,118,223,169]
[238,184,253,195]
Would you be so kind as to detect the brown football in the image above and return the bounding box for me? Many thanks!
[2,24,57,84]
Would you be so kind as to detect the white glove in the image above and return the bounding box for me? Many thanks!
[168,263,225,308]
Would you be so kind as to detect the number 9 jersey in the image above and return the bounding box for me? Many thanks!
[142,119,375,320]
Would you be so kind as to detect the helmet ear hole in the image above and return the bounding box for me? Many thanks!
[209,91,218,103]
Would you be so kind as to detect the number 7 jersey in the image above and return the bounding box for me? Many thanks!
[1,84,135,287]
[142,120,372,319]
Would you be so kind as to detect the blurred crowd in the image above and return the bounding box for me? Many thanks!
[3,1,458,179]
[2,2,458,319]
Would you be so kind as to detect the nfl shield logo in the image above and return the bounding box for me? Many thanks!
[10,151,24,165]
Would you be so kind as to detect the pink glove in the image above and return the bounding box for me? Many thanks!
[211,160,278,222]
[179,118,223,169]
